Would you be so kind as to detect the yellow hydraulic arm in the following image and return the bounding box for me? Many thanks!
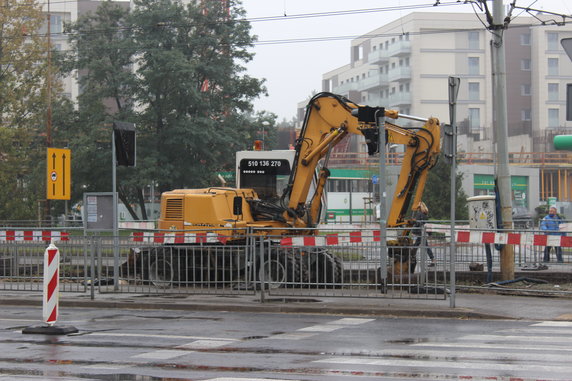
[281,92,440,229]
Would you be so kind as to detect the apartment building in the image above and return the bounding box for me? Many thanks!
[315,12,572,213]
[320,12,572,154]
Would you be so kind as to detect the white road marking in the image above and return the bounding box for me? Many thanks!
[414,342,572,351]
[177,339,236,349]
[314,356,572,373]
[131,349,190,360]
[461,334,572,343]
[267,332,317,340]
[89,332,239,341]
[297,324,344,332]
[532,321,572,327]
[328,318,375,325]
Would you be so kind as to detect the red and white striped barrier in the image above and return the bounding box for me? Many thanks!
[131,231,228,245]
[280,231,381,247]
[43,243,60,326]
[279,230,571,248]
[455,231,572,247]
[0,230,69,242]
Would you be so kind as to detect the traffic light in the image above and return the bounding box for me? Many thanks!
[554,135,572,151]
[113,121,136,166]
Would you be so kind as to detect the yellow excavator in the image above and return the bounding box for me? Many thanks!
[129,92,441,287]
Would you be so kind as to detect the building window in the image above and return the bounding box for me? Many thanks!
[468,82,480,101]
[521,59,531,71]
[469,108,480,129]
[521,84,531,96]
[548,83,559,101]
[405,57,410,66]
[520,33,531,46]
[468,57,479,75]
[50,15,63,34]
[521,109,531,121]
[372,45,377,51]
[547,32,559,50]
[468,31,479,49]
[548,108,559,128]
[405,83,410,92]
[548,58,559,76]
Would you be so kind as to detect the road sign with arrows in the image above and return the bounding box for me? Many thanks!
[46,148,71,200]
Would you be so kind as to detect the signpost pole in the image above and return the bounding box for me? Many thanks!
[112,131,119,291]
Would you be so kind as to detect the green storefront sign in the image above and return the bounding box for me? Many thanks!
[473,174,528,207]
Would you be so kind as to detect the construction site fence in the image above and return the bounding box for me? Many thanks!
[0,225,571,300]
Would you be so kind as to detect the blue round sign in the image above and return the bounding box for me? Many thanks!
[372,175,379,185]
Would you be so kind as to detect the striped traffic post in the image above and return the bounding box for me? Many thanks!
[22,241,78,335]
[43,243,60,325]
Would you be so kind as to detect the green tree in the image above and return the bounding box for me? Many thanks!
[422,155,469,221]
[62,0,266,219]
[0,0,65,220]
[0,0,49,129]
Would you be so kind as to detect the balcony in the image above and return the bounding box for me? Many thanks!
[387,40,411,57]
[367,49,389,65]
[388,92,411,107]
[360,72,389,91]
[364,93,388,107]
[333,80,360,95]
[387,66,411,82]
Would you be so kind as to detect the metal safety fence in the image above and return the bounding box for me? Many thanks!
[0,227,447,300]
[1,225,571,299]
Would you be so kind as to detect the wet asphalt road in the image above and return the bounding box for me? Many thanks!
[1,306,572,380]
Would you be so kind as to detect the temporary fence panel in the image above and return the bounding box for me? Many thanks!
[0,231,87,292]
[95,235,257,296]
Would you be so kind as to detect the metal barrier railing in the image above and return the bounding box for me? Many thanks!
[1,226,570,298]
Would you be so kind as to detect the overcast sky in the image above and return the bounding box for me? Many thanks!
[240,0,572,121]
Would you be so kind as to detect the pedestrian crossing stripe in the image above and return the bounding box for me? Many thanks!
[314,356,572,373]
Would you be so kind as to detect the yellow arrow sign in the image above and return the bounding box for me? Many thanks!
[46,148,71,200]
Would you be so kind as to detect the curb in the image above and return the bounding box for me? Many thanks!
[0,296,510,321]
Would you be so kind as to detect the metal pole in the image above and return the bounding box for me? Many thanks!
[377,110,388,291]
[112,131,119,290]
[448,77,460,307]
[492,0,515,280]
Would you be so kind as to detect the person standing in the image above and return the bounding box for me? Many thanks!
[540,206,564,263]
[412,201,436,267]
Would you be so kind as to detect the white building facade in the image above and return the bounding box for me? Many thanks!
[321,12,572,154]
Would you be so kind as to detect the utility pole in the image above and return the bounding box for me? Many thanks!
[45,0,53,223]
[491,0,514,280]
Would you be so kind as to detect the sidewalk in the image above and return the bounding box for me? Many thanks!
[2,290,572,321]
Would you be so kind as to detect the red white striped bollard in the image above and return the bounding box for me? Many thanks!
[22,241,78,335]
[43,243,60,325]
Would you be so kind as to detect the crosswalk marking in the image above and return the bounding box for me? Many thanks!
[131,349,190,360]
[298,324,344,332]
[177,339,236,349]
[413,342,572,351]
[268,332,317,340]
[532,321,572,327]
[461,334,572,343]
[89,332,239,342]
[298,317,375,333]
[314,356,572,373]
[328,318,376,325]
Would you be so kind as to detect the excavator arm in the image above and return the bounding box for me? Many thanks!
[281,92,440,229]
